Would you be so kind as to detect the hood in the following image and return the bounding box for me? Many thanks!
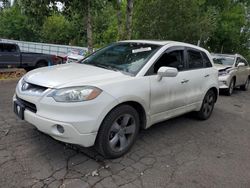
[213,63,232,71]
[24,63,129,88]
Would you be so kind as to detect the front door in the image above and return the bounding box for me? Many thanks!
[147,48,189,123]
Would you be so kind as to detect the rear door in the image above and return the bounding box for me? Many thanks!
[0,43,21,68]
[185,48,208,104]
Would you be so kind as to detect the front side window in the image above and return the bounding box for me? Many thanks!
[80,42,160,75]
[236,58,248,66]
[187,50,203,69]
[153,50,185,74]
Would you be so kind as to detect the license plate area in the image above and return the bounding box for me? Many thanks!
[14,100,25,120]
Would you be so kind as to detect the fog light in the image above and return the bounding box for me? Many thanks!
[56,124,64,134]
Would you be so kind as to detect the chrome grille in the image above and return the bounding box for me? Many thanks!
[21,82,48,94]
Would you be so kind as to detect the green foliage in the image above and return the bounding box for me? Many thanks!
[41,14,73,45]
[0,5,34,40]
[0,0,249,59]
[133,0,216,44]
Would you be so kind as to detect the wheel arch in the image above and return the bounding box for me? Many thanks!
[209,87,219,102]
[36,59,49,67]
[100,100,148,130]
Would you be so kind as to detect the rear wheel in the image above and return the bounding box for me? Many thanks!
[226,78,235,96]
[95,105,139,158]
[240,77,249,91]
[196,90,216,120]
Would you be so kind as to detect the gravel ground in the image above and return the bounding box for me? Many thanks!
[0,80,250,188]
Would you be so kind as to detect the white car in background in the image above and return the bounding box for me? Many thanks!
[13,40,219,158]
[66,49,86,63]
[212,54,250,96]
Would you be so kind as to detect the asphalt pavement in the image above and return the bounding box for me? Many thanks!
[1,80,250,188]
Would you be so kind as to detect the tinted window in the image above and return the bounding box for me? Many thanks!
[188,50,203,69]
[202,52,212,67]
[153,50,184,73]
[3,44,17,52]
[235,57,247,67]
[0,44,4,52]
[241,59,248,66]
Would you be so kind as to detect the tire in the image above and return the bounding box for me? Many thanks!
[95,105,140,159]
[226,78,235,96]
[240,77,249,91]
[36,61,48,68]
[196,89,216,120]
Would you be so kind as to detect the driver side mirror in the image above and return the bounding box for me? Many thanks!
[157,66,178,81]
[237,62,245,67]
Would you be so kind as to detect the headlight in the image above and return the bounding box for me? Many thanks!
[49,86,102,102]
[218,70,230,76]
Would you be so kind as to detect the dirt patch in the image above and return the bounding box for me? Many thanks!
[0,69,26,80]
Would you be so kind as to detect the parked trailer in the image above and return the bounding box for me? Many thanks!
[0,39,88,57]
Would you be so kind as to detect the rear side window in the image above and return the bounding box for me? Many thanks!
[187,50,203,69]
[202,52,212,67]
[3,44,17,52]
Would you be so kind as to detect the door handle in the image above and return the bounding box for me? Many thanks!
[181,79,189,84]
[204,74,210,78]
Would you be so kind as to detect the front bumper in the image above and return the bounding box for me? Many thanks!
[218,75,230,89]
[13,86,118,147]
[23,109,97,147]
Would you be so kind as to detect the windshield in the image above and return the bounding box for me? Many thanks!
[213,56,235,66]
[80,42,161,75]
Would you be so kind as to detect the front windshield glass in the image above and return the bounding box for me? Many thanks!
[80,42,161,75]
[213,56,235,66]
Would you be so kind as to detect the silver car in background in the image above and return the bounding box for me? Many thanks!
[212,54,250,95]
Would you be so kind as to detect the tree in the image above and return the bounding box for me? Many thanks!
[41,14,73,44]
[206,0,249,56]
[0,0,10,10]
[0,5,33,40]
[125,0,133,39]
[86,0,93,53]
[133,0,216,44]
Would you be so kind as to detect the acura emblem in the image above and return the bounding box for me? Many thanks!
[22,82,30,91]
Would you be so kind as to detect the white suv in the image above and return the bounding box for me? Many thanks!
[212,53,250,96]
[13,40,219,158]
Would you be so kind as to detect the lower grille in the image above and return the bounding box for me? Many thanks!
[16,96,37,113]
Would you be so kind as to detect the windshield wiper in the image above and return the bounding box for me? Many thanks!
[93,63,119,72]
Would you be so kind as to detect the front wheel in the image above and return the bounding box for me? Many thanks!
[226,78,235,96]
[95,105,139,158]
[240,77,249,91]
[196,90,216,120]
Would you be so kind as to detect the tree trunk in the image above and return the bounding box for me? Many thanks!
[117,0,122,40]
[87,0,93,53]
[125,0,133,40]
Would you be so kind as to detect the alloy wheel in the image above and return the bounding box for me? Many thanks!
[229,80,234,95]
[202,92,215,118]
[108,114,136,152]
[245,79,249,90]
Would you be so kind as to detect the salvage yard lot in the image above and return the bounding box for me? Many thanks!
[1,80,250,188]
